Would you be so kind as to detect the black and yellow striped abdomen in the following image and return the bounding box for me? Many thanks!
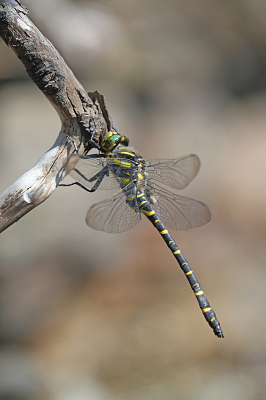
[137,190,224,338]
[67,140,223,338]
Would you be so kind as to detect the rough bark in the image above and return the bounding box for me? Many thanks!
[0,0,111,232]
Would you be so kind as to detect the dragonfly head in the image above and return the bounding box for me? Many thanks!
[101,130,130,152]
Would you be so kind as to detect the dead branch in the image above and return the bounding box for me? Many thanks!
[0,0,111,232]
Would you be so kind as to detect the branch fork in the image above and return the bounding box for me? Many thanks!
[0,0,113,232]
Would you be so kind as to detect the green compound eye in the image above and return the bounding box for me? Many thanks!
[101,131,129,151]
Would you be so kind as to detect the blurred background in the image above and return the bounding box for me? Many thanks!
[1,0,266,399]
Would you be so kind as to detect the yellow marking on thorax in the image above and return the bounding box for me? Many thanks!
[195,291,204,296]
[137,192,145,198]
[120,151,135,157]
[173,250,180,255]
[113,159,131,168]
[101,131,115,147]
[202,307,212,313]
[160,229,168,235]
[106,131,115,139]
[138,173,144,180]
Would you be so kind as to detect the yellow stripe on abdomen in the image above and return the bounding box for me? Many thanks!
[173,250,180,255]
[140,200,147,206]
[195,291,204,296]
[142,210,155,216]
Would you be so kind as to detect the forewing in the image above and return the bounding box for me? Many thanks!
[69,156,121,190]
[86,185,142,233]
[147,154,200,190]
[146,183,211,231]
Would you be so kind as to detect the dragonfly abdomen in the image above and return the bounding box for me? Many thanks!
[69,140,223,338]
[137,191,224,338]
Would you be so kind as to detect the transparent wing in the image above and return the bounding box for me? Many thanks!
[147,154,200,190]
[146,182,211,231]
[86,184,142,233]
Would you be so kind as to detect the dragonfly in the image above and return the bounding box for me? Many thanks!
[63,131,224,338]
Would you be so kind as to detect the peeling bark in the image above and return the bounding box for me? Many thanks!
[0,0,112,232]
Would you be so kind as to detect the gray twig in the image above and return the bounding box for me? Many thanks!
[0,0,110,232]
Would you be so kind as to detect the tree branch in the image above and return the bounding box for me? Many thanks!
[0,0,112,233]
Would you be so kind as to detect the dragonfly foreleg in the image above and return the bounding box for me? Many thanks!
[66,132,104,155]
[88,118,103,151]
[66,134,80,155]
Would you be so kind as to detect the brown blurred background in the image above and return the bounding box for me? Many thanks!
[1,0,266,399]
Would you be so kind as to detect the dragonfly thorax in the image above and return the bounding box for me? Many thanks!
[109,146,148,190]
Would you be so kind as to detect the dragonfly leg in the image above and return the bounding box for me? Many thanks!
[66,134,81,155]
[89,118,103,151]
[66,135,109,160]
[66,127,102,155]
[69,165,110,192]
[66,134,107,156]
[59,182,95,193]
